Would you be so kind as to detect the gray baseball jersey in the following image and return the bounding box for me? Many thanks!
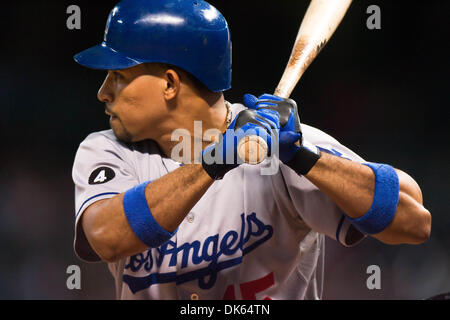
[72,103,366,300]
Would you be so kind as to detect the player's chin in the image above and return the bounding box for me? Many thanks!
[110,119,133,143]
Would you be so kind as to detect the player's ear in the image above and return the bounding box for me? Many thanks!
[163,69,180,101]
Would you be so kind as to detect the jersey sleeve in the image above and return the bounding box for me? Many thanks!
[280,124,367,247]
[72,131,139,262]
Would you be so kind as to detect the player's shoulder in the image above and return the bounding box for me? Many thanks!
[301,123,341,146]
[73,130,129,165]
[302,124,364,162]
[81,129,122,147]
[78,129,143,152]
[76,129,163,160]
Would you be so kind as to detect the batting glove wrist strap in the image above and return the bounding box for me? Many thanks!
[201,145,238,180]
[286,141,321,176]
[123,181,177,247]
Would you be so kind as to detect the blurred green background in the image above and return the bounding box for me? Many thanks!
[0,0,448,299]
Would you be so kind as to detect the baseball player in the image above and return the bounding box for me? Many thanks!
[72,0,431,300]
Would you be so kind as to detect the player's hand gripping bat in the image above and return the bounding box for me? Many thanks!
[237,0,353,164]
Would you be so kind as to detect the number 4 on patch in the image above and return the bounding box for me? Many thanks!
[88,167,115,185]
[94,170,107,183]
[223,272,274,300]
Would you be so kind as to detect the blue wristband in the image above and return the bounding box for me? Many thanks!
[346,163,400,234]
[123,181,177,248]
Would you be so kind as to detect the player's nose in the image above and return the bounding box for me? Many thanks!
[97,74,114,103]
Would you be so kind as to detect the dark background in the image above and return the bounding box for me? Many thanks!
[0,0,448,299]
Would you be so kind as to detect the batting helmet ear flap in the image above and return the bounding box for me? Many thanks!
[74,0,232,92]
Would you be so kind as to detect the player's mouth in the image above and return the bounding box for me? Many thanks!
[105,108,117,120]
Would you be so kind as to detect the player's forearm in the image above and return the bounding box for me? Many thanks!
[145,164,214,232]
[304,152,431,244]
[82,164,214,262]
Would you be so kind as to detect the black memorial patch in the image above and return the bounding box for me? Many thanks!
[88,167,115,185]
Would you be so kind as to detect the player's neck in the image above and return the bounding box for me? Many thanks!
[203,93,228,133]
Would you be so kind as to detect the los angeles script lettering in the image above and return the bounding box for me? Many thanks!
[123,212,273,293]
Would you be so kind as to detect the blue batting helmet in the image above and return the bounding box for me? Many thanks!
[74,0,232,92]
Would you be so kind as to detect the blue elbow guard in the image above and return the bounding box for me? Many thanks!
[123,181,177,248]
[346,163,400,234]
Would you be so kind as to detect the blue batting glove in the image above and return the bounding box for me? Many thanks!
[279,131,302,164]
[243,93,322,175]
[244,93,298,133]
[244,93,301,163]
[201,108,280,180]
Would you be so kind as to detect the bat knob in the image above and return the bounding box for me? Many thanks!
[237,135,268,164]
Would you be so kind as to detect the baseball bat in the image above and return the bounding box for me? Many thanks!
[237,0,353,164]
